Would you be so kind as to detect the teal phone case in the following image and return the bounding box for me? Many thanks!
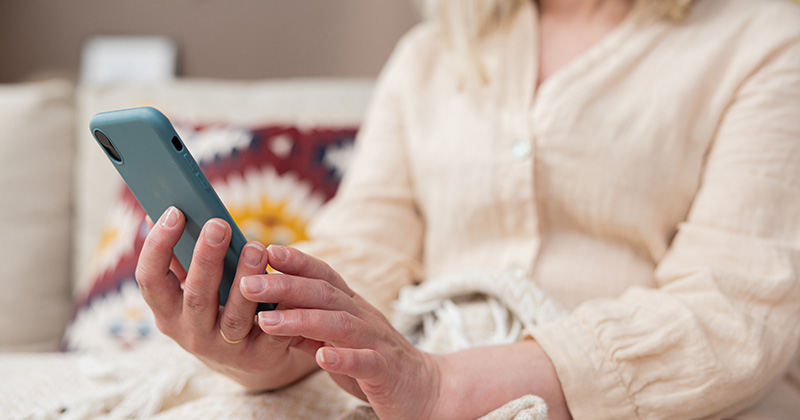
[90,107,275,312]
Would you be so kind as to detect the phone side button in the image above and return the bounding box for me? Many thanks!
[184,154,200,172]
[195,173,211,190]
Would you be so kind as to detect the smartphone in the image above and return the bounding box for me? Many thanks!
[90,106,276,312]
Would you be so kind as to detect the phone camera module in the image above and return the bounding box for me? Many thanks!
[171,136,184,152]
[94,130,122,163]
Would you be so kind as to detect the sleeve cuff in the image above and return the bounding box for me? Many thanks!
[529,316,638,420]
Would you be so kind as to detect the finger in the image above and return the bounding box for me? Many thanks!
[290,335,325,356]
[219,242,268,343]
[266,245,354,296]
[136,207,185,323]
[171,255,188,283]
[145,215,187,281]
[249,330,295,354]
[240,273,360,314]
[181,218,230,333]
[257,309,372,348]
[316,347,387,383]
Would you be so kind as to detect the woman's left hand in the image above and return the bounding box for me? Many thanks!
[239,245,442,420]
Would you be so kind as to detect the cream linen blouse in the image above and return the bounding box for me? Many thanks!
[296,0,800,418]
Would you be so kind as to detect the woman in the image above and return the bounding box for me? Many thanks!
[135,0,800,418]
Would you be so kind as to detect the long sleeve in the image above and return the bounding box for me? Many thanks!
[530,23,800,420]
[293,29,426,317]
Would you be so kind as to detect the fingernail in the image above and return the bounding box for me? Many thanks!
[242,276,265,294]
[320,348,338,365]
[267,245,287,262]
[161,207,179,228]
[242,244,265,267]
[205,220,226,245]
[259,311,282,326]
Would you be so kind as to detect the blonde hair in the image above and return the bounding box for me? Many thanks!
[416,0,694,42]
[415,0,524,48]
[415,0,694,85]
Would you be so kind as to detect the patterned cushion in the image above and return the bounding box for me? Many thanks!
[64,118,357,351]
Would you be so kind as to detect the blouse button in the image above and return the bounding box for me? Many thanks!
[511,138,532,161]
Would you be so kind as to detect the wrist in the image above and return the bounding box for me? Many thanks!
[427,352,469,420]
[425,341,572,420]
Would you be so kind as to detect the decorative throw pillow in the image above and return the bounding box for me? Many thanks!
[63,118,357,351]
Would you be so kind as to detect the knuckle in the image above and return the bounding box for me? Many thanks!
[134,264,150,287]
[293,309,312,328]
[191,249,220,271]
[290,249,310,270]
[183,287,212,313]
[319,260,342,281]
[363,349,383,371]
[134,261,160,286]
[317,281,338,305]
[144,229,174,254]
[221,313,252,334]
[314,258,334,278]
[335,311,356,334]
[334,349,354,370]
[135,253,157,282]
[270,275,294,299]
[321,261,337,277]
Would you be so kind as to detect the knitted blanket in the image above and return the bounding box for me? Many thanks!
[1,269,562,420]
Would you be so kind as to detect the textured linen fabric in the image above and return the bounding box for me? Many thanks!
[296,0,800,419]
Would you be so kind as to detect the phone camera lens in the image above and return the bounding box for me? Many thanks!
[94,130,122,162]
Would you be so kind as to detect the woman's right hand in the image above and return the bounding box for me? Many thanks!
[135,206,321,390]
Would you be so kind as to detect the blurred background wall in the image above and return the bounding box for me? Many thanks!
[0,0,421,83]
